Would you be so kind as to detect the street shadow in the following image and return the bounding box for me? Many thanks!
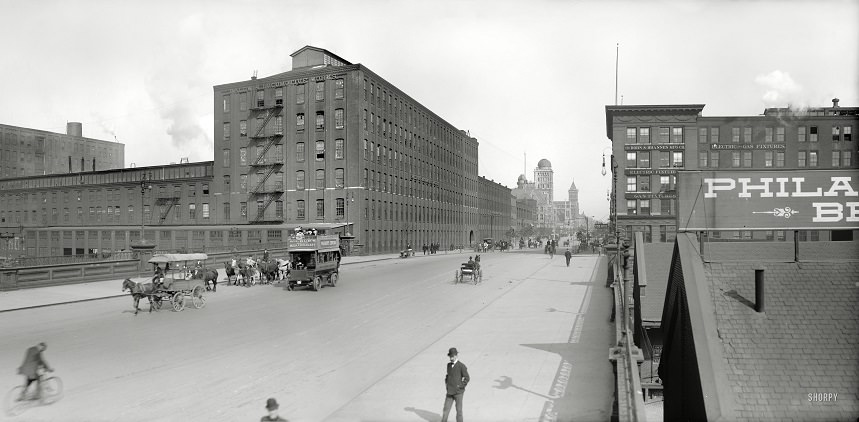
[723,289,755,310]
[404,406,440,422]
[493,375,558,400]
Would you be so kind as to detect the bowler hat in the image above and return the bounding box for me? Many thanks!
[447,347,458,357]
[265,398,279,410]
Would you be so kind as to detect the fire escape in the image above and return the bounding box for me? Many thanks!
[248,97,284,223]
[156,196,180,223]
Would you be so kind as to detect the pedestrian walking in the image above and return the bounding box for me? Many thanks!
[260,397,287,421]
[442,347,469,422]
[564,249,572,267]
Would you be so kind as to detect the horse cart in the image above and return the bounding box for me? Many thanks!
[147,253,209,311]
[286,234,341,291]
[455,261,482,284]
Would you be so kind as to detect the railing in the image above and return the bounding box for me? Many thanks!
[1,251,136,268]
[251,109,279,138]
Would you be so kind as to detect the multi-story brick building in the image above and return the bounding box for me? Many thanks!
[0,122,124,179]
[477,176,511,243]
[605,100,858,243]
[213,46,480,254]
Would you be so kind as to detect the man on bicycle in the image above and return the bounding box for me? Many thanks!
[17,342,52,401]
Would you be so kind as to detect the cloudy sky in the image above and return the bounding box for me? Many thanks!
[2,0,856,220]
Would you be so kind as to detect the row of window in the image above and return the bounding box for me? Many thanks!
[627,150,854,169]
[625,199,675,217]
[222,140,344,168]
[627,125,854,144]
[626,175,677,193]
[624,225,677,243]
[0,184,211,209]
[222,80,345,113]
[625,151,685,168]
[223,109,346,140]
[1,203,212,225]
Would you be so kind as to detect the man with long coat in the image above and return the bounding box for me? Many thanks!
[17,342,52,401]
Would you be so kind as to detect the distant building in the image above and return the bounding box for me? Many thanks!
[511,159,556,232]
[605,99,858,243]
[477,176,511,242]
[0,122,124,179]
[553,180,580,231]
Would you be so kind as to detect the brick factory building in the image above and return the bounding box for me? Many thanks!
[477,176,512,243]
[605,100,858,243]
[0,122,124,179]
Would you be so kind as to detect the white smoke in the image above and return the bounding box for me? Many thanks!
[755,70,805,108]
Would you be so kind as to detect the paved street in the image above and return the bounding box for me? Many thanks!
[0,250,612,422]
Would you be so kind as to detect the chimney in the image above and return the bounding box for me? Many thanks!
[832,98,840,108]
[67,122,83,137]
[755,269,765,313]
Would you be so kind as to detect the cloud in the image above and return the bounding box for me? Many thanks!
[755,70,804,107]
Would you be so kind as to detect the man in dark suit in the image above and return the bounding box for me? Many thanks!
[17,342,52,401]
[442,347,469,422]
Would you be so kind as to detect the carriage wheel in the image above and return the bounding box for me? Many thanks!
[191,286,206,309]
[171,292,185,312]
[312,276,322,291]
[329,272,338,287]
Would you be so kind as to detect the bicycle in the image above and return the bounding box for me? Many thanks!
[4,370,63,417]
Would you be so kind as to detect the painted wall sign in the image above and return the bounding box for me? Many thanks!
[626,192,678,200]
[710,143,786,150]
[222,73,347,94]
[625,169,678,175]
[677,169,859,231]
[625,144,686,151]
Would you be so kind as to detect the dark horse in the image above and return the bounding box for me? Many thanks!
[257,260,279,284]
[192,268,219,292]
[121,278,159,315]
[224,261,237,285]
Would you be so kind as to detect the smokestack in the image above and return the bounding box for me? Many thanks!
[755,269,765,313]
[67,122,83,137]
[832,98,840,108]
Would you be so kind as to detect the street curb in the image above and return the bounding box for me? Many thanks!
[0,255,407,313]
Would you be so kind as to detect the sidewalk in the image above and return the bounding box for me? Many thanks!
[0,252,421,313]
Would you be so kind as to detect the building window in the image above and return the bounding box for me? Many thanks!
[315,81,324,101]
[363,139,368,159]
[223,175,231,189]
[809,126,818,142]
[143,205,151,223]
[627,200,637,215]
[335,168,344,188]
[316,140,325,161]
[764,151,773,167]
[239,120,247,137]
[640,200,650,216]
[732,152,741,167]
[256,200,264,218]
[698,128,707,143]
[742,151,752,168]
[627,177,636,192]
[240,202,247,219]
[844,126,852,142]
[189,203,196,219]
[638,127,650,143]
[809,151,818,167]
[832,126,841,142]
[656,127,670,143]
[223,122,230,140]
[335,108,344,129]
[239,147,247,166]
[316,112,325,130]
[775,151,785,167]
[240,92,247,111]
[223,95,230,113]
[222,149,231,167]
[296,171,305,190]
[296,142,305,162]
[844,151,852,167]
[671,127,683,143]
[363,109,368,131]
[315,169,325,189]
[798,126,806,142]
[798,151,807,167]
[335,139,344,159]
[296,84,305,104]
[637,175,650,192]
[297,200,305,219]
[776,127,784,143]
[765,127,773,143]
[274,87,283,105]
[730,127,740,143]
[660,199,673,216]
[274,116,283,135]
[335,79,344,99]
[239,174,247,192]
[626,128,636,143]
[336,198,345,217]
[625,152,637,168]
[710,151,719,168]
[672,151,684,167]
[202,203,209,219]
[256,89,265,108]
[637,151,650,168]
[296,113,305,129]
[660,225,677,242]
[275,200,283,218]
[743,127,751,143]
[659,151,670,168]
[699,151,708,167]
[316,199,324,218]
[710,127,719,144]
[363,168,368,187]
[660,175,675,193]
[832,150,841,167]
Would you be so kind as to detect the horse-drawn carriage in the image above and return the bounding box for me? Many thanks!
[121,253,210,314]
[455,260,482,284]
[286,234,341,291]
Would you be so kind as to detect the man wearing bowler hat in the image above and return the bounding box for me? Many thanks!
[442,347,469,422]
[260,397,287,421]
